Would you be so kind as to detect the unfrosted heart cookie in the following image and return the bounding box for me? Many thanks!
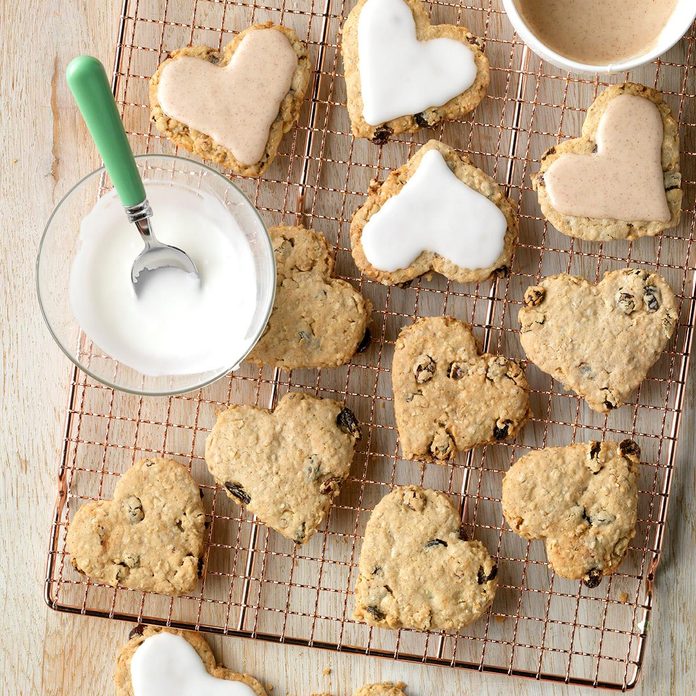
[354,486,497,631]
[533,83,681,241]
[351,141,517,285]
[66,458,206,595]
[205,392,360,543]
[355,684,407,696]
[150,23,311,177]
[393,316,530,462]
[502,440,640,587]
[115,627,268,696]
[247,226,372,369]
[341,0,489,143]
[519,269,677,412]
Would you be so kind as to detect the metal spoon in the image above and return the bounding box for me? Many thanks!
[66,56,198,292]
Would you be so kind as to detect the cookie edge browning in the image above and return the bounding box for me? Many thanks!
[354,485,498,631]
[394,316,531,462]
[66,458,206,596]
[533,82,682,241]
[114,626,268,696]
[350,140,518,285]
[149,23,311,177]
[501,441,640,585]
[204,392,359,544]
[246,225,372,368]
[341,0,489,142]
[518,268,678,412]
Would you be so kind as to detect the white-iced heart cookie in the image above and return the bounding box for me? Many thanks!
[341,0,489,143]
[350,140,517,285]
[115,627,268,696]
[534,83,681,241]
[150,23,311,177]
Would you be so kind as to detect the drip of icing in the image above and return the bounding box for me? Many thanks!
[69,182,258,377]
[357,0,477,126]
[545,94,670,222]
[157,28,297,165]
[130,633,257,696]
[360,149,507,272]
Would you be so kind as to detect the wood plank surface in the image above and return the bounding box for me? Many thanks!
[1,1,694,694]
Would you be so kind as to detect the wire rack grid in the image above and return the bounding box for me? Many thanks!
[44,0,696,690]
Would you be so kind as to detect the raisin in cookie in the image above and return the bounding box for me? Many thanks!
[115,626,268,696]
[205,392,359,543]
[66,458,206,595]
[247,226,371,368]
[350,141,517,285]
[519,269,677,412]
[502,440,640,587]
[534,83,681,241]
[150,23,310,177]
[393,316,530,462]
[354,486,497,631]
[341,0,489,143]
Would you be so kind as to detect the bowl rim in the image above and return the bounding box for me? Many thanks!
[36,153,276,397]
[502,0,696,74]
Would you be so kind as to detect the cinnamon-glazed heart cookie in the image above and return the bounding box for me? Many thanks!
[150,23,311,176]
[533,83,681,241]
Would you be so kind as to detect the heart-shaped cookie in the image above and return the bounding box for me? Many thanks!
[354,486,497,630]
[351,141,517,285]
[534,83,681,241]
[502,440,640,587]
[115,627,267,696]
[519,269,677,412]
[150,23,311,177]
[392,316,530,462]
[355,684,407,696]
[247,226,372,369]
[66,458,206,595]
[205,392,360,543]
[341,0,489,142]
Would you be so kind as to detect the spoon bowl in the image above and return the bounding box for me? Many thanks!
[127,201,199,292]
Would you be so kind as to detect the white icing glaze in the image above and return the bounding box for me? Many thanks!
[130,633,257,696]
[70,182,258,377]
[357,0,477,126]
[157,28,297,165]
[361,149,507,272]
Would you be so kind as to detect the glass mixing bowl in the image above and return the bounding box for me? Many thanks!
[37,155,275,396]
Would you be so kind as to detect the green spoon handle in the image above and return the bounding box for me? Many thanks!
[66,55,146,208]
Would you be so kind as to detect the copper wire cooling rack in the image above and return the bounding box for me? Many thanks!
[45,0,696,690]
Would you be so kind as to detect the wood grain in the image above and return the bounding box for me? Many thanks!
[1,1,694,694]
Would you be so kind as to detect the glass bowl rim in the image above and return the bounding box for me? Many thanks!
[36,153,276,397]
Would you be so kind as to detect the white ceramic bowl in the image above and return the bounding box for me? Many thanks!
[502,0,696,74]
[37,155,276,396]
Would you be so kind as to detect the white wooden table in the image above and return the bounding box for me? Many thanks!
[1,1,694,693]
